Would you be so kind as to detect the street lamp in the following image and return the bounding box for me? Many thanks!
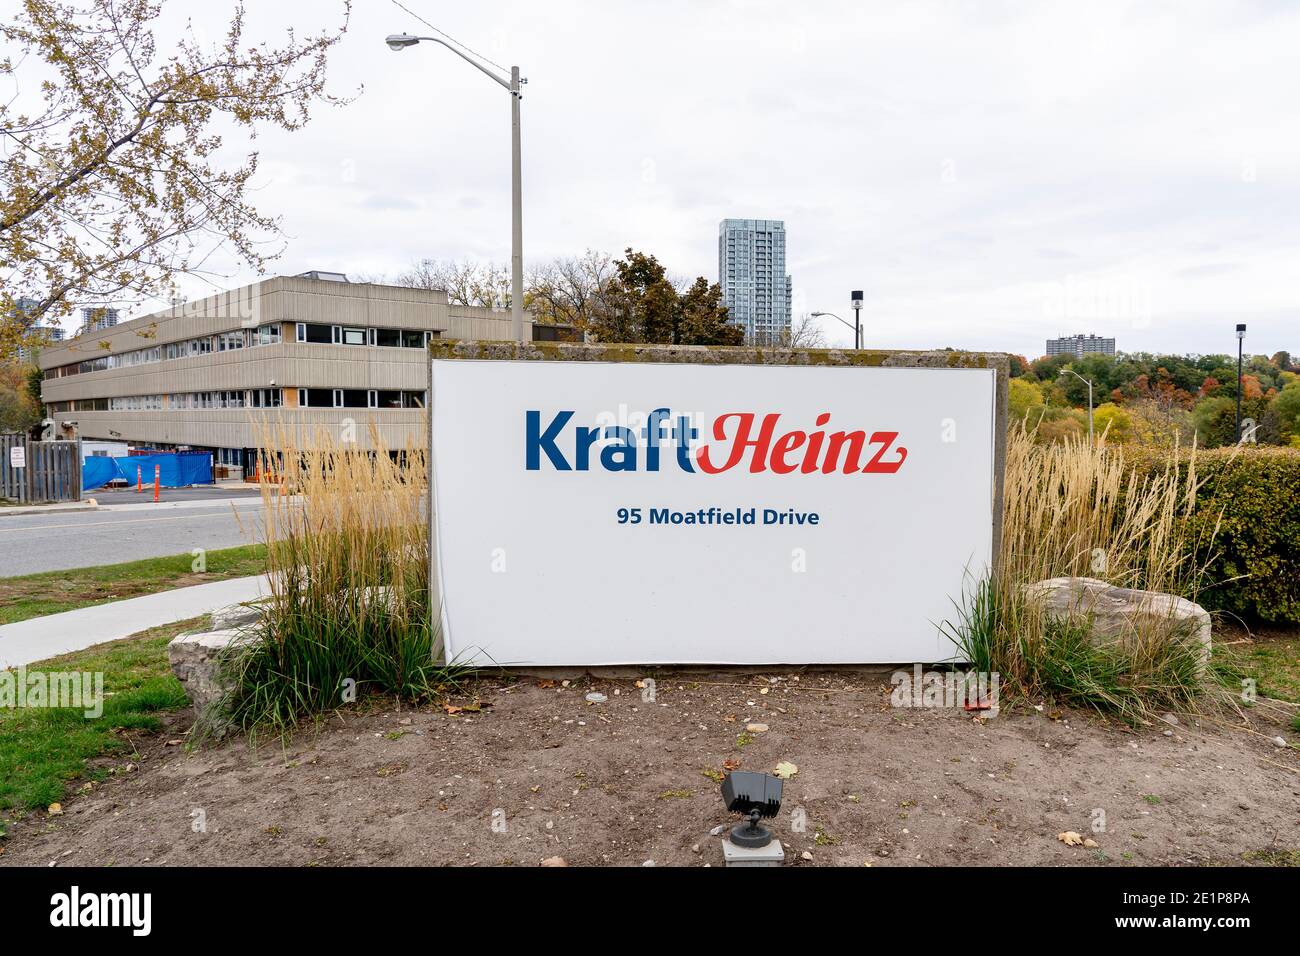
[851,290,863,350]
[811,290,865,350]
[1235,323,1247,443]
[811,311,856,349]
[1059,367,1095,445]
[385,33,526,343]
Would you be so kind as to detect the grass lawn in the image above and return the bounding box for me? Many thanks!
[0,617,202,816]
[1218,629,1300,705]
[0,544,266,625]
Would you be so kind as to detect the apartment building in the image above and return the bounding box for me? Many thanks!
[1046,333,1116,359]
[79,306,121,333]
[718,218,792,343]
[39,273,558,473]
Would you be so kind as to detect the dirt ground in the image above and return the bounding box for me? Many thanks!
[2,669,1298,867]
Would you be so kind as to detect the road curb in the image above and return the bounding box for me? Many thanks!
[0,504,100,518]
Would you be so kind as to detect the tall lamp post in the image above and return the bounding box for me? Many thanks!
[811,290,865,350]
[385,33,526,343]
[851,290,863,350]
[1059,367,1095,445]
[1235,323,1247,442]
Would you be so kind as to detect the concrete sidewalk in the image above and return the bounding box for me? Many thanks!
[0,501,100,518]
[0,574,271,668]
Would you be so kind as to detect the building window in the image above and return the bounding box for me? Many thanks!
[254,324,281,346]
[341,327,366,346]
[373,390,428,409]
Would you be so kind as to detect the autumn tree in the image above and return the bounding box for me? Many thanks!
[526,249,616,330]
[588,249,740,347]
[390,258,512,309]
[0,360,41,431]
[0,0,352,355]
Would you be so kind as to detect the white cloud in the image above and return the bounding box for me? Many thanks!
[32,0,1298,358]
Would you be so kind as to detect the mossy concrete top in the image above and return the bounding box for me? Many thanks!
[429,339,1010,375]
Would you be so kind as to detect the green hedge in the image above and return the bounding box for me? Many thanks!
[1181,447,1300,625]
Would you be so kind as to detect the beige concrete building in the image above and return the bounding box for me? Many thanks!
[39,273,565,474]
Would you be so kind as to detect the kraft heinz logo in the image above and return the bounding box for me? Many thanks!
[526,408,907,474]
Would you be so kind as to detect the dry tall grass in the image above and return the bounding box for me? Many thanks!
[951,425,1222,719]
[217,422,444,732]
[1001,426,1206,600]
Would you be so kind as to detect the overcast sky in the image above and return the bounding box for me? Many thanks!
[27,1,1300,357]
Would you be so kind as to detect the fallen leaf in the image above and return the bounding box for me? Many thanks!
[540,856,568,867]
[443,703,463,715]
[723,758,742,772]
[1058,831,1084,847]
[537,679,557,689]
[773,761,798,779]
[47,803,63,816]
[1083,838,1100,849]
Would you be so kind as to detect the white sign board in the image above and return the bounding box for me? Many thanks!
[9,445,25,469]
[430,359,997,666]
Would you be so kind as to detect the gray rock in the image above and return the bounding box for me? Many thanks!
[1023,577,1211,671]
[167,629,255,730]
[210,603,264,631]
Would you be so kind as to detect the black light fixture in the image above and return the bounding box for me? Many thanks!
[720,771,782,848]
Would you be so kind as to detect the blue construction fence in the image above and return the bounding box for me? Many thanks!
[83,452,213,491]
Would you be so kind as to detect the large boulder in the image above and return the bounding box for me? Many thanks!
[210,602,264,631]
[1023,577,1211,670]
[167,628,253,731]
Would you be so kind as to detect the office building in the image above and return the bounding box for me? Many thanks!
[1046,333,1116,359]
[39,273,566,475]
[718,219,792,343]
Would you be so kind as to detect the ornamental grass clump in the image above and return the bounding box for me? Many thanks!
[218,423,452,733]
[947,425,1221,721]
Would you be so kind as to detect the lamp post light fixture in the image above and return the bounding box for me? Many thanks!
[1059,367,1095,446]
[385,33,526,343]
[810,311,856,349]
[812,291,865,350]
[1235,323,1247,443]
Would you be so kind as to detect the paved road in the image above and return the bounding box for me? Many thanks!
[88,484,263,505]
[0,498,269,575]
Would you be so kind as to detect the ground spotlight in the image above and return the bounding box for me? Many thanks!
[720,771,784,866]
